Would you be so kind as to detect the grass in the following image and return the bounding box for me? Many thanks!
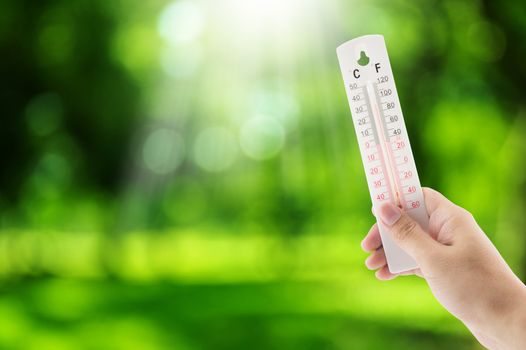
[0,228,482,349]
[0,279,480,350]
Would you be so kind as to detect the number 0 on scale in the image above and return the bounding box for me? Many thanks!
[336,35,430,273]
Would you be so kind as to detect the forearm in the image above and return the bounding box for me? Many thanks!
[504,283,526,350]
[479,278,526,350]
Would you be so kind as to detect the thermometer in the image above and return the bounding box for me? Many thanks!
[336,34,429,273]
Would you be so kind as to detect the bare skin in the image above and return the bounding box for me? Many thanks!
[361,188,526,349]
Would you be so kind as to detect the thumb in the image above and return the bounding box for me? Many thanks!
[378,202,438,262]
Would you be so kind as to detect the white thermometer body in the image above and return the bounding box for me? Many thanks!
[336,35,429,273]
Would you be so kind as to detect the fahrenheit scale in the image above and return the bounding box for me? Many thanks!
[336,35,429,273]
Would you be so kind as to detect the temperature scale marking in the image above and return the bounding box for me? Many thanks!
[336,35,430,273]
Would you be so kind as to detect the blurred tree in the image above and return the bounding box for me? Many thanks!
[0,0,140,205]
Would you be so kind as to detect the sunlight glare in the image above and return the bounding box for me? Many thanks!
[158,1,204,45]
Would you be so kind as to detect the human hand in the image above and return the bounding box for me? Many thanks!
[361,188,526,349]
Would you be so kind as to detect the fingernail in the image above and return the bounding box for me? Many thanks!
[379,203,401,226]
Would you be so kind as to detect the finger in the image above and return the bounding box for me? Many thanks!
[365,247,387,270]
[378,202,440,263]
[361,224,382,252]
[375,265,398,280]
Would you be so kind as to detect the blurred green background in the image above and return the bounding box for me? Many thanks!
[1,0,525,349]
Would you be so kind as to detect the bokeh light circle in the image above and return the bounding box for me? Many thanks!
[25,93,63,136]
[465,21,506,62]
[142,128,185,174]
[239,116,285,160]
[160,44,202,78]
[158,1,204,45]
[194,127,238,172]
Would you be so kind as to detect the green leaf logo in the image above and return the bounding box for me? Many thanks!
[357,51,369,66]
